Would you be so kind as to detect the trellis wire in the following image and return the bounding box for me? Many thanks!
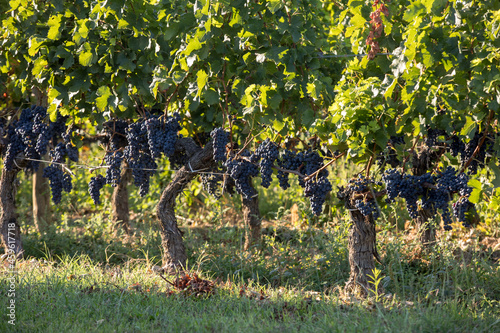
[316,52,394,58]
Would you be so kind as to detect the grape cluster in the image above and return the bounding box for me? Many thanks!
[104,119,128,151]
[88,174,106,205]
[144,114,181,158]
[298,151,332,216]
[43,131,78,204]
[123,118,161,196]
[211,127,229,162]
[275,149,332,215]
[4,105,50,171]
[447,132,497,175]
[50,142,67,164]
[252,139,279,188]
[425,128,442,148]
[62,173,72,193]
[448,135,465,157]
[100,113,182,198]
[201,171,224,199]
[452,197,473,227]
[304,175,332,215]
[355,199,379,219]
[348,175,370,193]
[382,170,428,219]
[345,175,381,219]
[382,166,474,230]
[124,138,157,197]
[42,165,65,204]
[105,151,124,187]
[277,150,302,190]
[224,157,259,199]
[62,133,79,163]
[1,106,75,204]
[3,106,73,171]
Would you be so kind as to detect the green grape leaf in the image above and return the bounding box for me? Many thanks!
[468,178,482,204]
[204,88,219,105]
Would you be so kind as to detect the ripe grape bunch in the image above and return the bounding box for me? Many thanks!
[447,132,496,175]
[88,174,106,205]
[105,151,124,187]
[1,105,75,204]
[452,197,474,228]
[44,140,78,204]
[299,150,332,216]
[211,127,229,162]
[424,128,445,148]
[275,149,332,215]
[102,120,126,187]
[276,150,302,190]
[383,166,474,230]
[224,157,259,199]
[347,175,381,219]
[252,139,279,188]
[104,119,128,151]
[144,113,182,159]
[4,105,51,171]
[122,113,181,197]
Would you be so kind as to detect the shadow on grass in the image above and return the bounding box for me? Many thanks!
[2,265,498,333]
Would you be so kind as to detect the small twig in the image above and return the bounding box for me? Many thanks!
[365,142,377,178]
[460,109,495,174]
[401,136,420,171]
[158,272,175,286]
[235,129,266,157]
[304,152,346,182]
[272,164,306,178]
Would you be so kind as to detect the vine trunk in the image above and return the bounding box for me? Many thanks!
[111,163,131,235]
[156,139,214,272]
[0,167,23,259]
[242,190,261,250]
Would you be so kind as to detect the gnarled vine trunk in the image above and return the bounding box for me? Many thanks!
[111,163,131,235]
[156,139,215,272]
[343,191,379,295]
[242,189,261,250]
[33,155,51,233]
[1,167,23,258]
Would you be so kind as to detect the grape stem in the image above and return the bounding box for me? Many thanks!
[237,155,307,178]
[401,135,420,171]
[272,164,306,178]
[303,151,346,182]
[460,109,495,174]
[235,129,266,157]
[163,70,193,116]
[103,123,127,138]
[352,190,386,201]
[365,142,377,178]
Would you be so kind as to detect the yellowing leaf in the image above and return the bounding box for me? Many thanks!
[196,69,208,97]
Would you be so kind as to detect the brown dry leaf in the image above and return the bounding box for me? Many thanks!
[162,272,215,297]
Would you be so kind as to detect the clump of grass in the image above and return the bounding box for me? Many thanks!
[1,248,498,332]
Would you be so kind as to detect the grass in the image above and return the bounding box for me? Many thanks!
[1,212,499,332]
[1,150,499,332]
